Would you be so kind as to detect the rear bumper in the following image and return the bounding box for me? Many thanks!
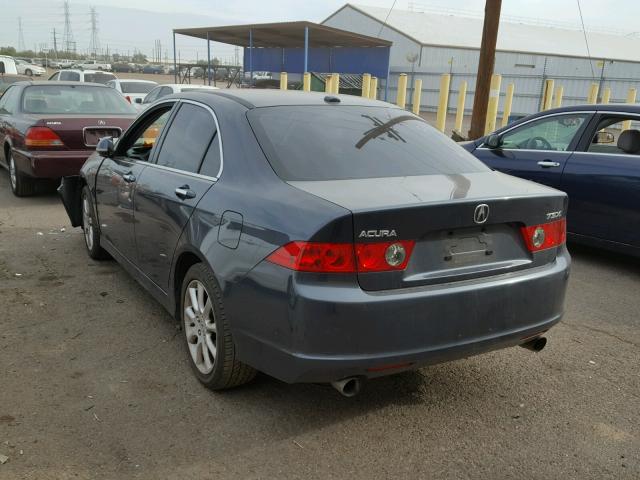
[12,149,92,178]
[230,248,571,383]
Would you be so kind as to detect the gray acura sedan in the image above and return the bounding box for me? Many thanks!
[59,90,570,396]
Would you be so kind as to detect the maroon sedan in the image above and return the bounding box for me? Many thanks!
[0,81,136,196]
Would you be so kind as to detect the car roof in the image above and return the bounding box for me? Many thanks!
[530,103,640,114]
[117,79,157,83]
[179,89,393,109]
[17,80,110,88]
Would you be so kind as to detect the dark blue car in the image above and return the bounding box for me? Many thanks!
[463,104,640,257]
[58,90,570,396]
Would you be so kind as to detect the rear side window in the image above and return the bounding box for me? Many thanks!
[248,106,488,181]
[155,103,215,173]
[199,132,222,177]
[60,71,80,81]
[83,72,116,84]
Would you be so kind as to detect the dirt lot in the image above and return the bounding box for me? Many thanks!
[0,170,638,479]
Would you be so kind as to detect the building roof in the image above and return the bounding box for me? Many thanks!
[325,4,640,63]
[174,21,391,48]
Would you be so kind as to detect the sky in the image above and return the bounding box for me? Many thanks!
[0,0,639,62]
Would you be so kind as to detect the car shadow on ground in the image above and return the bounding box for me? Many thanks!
[567,241,640,275]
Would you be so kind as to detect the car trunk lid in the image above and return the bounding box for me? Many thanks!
[29,115,135,149]
[290,171,567,291]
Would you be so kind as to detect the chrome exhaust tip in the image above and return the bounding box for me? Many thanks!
[330,377,362,397]
[520,336,547,352]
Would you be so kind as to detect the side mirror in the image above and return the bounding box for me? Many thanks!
[485,133,503,149]
[96,137,114,157]
[593,131,614,144]
[0,62,5,75]
[134,97,142,104]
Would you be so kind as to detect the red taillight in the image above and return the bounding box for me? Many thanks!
[520,219,566,252]
[125,95,131,103]
[266,240,415,273]
[25,127,64,148]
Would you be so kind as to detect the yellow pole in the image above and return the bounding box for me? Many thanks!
[501,83,515,127]
[587,83,599,104]
[484,74,502,135]
[279,72,288,90]
[361,73,371,98]
[412,78,422,115]
[541,79,554,111]
[369,77,378,99]
[553,85,564,108]
[454,81,467,133]
[302,72,311,92]
[436,73,451,132]
[622,88,637,130]
[332,73,340,94]
[324,74,332,93]
[601,86,611,104]
[396,73,408,108]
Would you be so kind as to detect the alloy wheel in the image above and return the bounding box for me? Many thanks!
[183,280,217,374]
[82,195,94,251]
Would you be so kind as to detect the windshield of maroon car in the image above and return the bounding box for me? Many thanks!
[22,85,136,114]
[247,106,489,181]
[120,81,155,94]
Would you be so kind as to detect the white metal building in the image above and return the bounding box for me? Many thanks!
[323,4,640,117]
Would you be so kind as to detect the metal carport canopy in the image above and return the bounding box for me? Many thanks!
[173,21,392,98]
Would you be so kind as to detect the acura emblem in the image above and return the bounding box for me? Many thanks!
[474,204,489,224]
[97,120,106,126]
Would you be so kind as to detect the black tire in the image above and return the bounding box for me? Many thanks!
[81,186,110,260]
[25,68,33,76]
[8,150,36,197]
[180,263,256,390]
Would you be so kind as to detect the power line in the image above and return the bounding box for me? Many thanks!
[377,0,398,37]
[576,0,596,79]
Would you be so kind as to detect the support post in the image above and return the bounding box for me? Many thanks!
[469,0,502,139]
[587,83,599,104]
[484,73,501,134]
[501,82,514,127]
[454,81,468,133]
[303,72,311,92]
[173,31,177,83]
[396,73,408,108]
[369,77,378,99]
[412,78,422,115]
[325,74,332,93]
[601,86,611,104]
[332,73,340,94]
[304,26,309,74]
[249,28,253,87]
[362,73,371,98]
[541,79,554,111]
[436,73,452,132]
[280,72,288,90]
[622,88,637,130]
[553,85,564,108]
[206,31,211,86]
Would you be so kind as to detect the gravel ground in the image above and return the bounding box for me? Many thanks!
[0,171,638,479]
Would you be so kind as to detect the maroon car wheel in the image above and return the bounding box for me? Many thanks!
[8,151,36,197]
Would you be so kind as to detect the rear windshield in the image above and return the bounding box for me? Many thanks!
[83,72,116,84]
[22,85,136,114]
[248,106,489,181]
[121,81,155,94]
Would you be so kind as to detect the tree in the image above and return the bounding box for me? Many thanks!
[131,52,147,64]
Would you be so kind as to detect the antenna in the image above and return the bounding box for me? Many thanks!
[18,17,26,52]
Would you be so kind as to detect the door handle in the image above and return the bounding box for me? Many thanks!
[537,160,560,168]
[122,172,136,183]
[175,185,196,200]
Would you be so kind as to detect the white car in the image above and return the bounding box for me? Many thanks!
[48,69,117,84]
[15,59,46,76]
[105,79,158,109]
[142,83,219,105]
[74,60,112,71]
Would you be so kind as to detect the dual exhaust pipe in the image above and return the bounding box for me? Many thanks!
[332,337,547,397]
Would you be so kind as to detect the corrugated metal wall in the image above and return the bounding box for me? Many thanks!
[324,7,640,116]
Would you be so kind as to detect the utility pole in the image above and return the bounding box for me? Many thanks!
[89,7,100,58]
[62,0,75,55]
[52,28,59,59]
[18,17,26,52]
[468,0,502,139]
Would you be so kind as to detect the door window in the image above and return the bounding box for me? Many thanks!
[156,86,173,100]
[49,72,60,81]
[155,103,215,173]
[587,116,640,155]
[143,86,161,104]
[119,107,173,162]
[499,114,588,151]
[0,86,20,114]
[60,71,80,81]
